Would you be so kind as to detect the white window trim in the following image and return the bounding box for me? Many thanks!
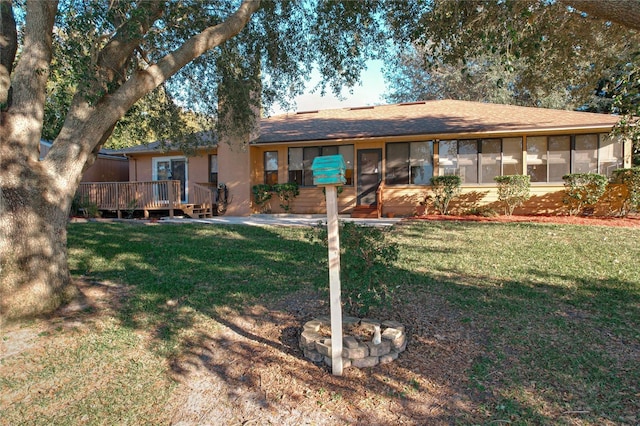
[152,156,188,203]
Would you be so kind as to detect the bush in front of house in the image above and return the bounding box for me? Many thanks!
[611,167,640,215]
[273,182,300,212]
[494,175,531,216]
[306,221,399,316]
[562,173,608,216]
[430,175,461,215]
[252,184,273,213]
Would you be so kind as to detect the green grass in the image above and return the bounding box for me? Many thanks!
[1,221,638,424]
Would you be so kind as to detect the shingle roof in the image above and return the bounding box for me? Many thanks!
[113,131,216,154]
[255,100,620,144]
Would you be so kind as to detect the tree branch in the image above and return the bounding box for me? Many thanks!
[0,0,17,108]
[560,0,640,31]
[4,0,57,158]
[94,1,164,90]
[47,0,261,183]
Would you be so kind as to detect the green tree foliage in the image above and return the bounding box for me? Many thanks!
[384,1,640,114]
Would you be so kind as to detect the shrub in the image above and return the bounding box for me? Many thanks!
[466,206,498,217]
[430,175,461,215]
[252,184,273,213]
[562,173,608,216]
[306,221,399,316]
[70,194,100,218]
[611,167,640,215]
[273,182,299,212]
[494,175,531,215]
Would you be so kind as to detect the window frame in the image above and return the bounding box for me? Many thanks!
[287,145,354,187]
[385,141,434,185]
[264,151,278,186]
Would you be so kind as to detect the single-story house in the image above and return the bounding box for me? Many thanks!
[97,100,632,217]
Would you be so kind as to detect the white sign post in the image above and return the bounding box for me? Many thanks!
[325,185,343,376]
[311,155,346,376]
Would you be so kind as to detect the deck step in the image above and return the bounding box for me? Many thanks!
[351,205,379,219]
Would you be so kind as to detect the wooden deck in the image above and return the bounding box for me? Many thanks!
[76,180,214,218]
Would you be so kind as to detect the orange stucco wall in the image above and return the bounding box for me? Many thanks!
[219,141,251,216]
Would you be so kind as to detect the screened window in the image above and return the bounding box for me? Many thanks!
[480,139,501,183]
[526,137,547,182]
[209,154,218,186]
[598,134,623,177]
[502,138,523,176]
[288,145,354,186]
[439,138,524,184]
[385,141,433,185]
[438,140,458,177]
[574,134,598,174]
[264,151,278,185]
[548,136,571,182]
[458,140,478,183]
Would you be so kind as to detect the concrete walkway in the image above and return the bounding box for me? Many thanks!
[160,214,403,227]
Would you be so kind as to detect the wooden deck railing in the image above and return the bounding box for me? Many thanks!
[77,180,182,218]
[193,183,214,211]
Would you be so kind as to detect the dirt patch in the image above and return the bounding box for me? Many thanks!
[163,288,483,425]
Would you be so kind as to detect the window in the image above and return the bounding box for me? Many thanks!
[480,139,501,183]
[288,145,354,186]
[548,136,571,182]
[598,134,623,177]
[386,141,434,185]
[209,155,218,186]
[439,138,524,184]
[526,137,548,182]
[502,138,523,176]
[458,140,478,183]
[264,151,278,185]
[438,140,459,177]
[574,134,598,174]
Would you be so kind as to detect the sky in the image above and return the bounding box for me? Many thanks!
[271,60,388,115]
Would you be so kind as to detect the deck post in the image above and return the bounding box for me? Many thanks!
[167,181,175,218]
[116,182,122,219]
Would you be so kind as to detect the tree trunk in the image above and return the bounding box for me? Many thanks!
[0,161,77,322]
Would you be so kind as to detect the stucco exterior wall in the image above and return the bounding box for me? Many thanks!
[81,157,129,182]
[219,141,251,216]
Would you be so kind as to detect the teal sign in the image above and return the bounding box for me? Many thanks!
[311,155,346,186]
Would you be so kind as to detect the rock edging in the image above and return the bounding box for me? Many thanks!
[299,316,407,369]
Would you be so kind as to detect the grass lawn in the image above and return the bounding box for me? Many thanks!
[1,221,638,424]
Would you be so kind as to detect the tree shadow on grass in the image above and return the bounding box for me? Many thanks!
[62,221,639,425]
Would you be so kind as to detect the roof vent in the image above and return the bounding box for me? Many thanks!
[399,101,427,106]
[296,110,319,115]
[349,106,375,111]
